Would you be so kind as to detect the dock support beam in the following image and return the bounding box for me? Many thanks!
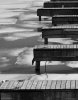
[35,61,40,74]
[39,16,41,21]
[44,38,48,44]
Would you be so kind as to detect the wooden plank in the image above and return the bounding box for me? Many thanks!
[46,80,52,89]
[55,80,61,89]
[61,80,66,89]
[0,80,77,90]
[11,81,19,89]
[33,45,78,62]
[76,80,78,89]
[42,28,78,37]
[50,0,78,1]
[52,16,78,25]
[21,80,29,89]
[0,81,10,89]
[35,80,43,89]
[51,80,57,89]
[44,2,78,8]
[66,80,71,89]
[41,80,48,89]
[15,80,24,89]
[6,80,15,89]
[70,80,76,89]
[37,8,78,18]
[30,80,38,89]
[26,80,34,89]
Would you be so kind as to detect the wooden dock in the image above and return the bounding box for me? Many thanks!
[0,80,78,100]
[44,1,78,8]
[37,8,78,21]
[0,80,78,90]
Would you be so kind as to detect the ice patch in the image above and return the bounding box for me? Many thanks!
[0,48,27,57]
[8,48,27,56]
[65,61,78,68]
[18,14,38,20]
[15,47,33,66]
[0,11,21,18]
[38,38,77,44]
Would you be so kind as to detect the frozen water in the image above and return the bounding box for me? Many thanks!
[0,0,78,81]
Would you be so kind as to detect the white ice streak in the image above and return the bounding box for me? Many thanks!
[0,18,16,24]
[20,22,41,28]
[18,14,38,21]
[13,32,41,37]
[0,11,21,18]
[0,4,29,9]
[3,32,41,41]
[3,36,21,41]
[0,28,27,33]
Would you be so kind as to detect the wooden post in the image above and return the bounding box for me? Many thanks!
[52,18,57,26]
[44,38,48,44]
[52,21,56,26]
[39,16,41,21]
[35,61,40,74]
